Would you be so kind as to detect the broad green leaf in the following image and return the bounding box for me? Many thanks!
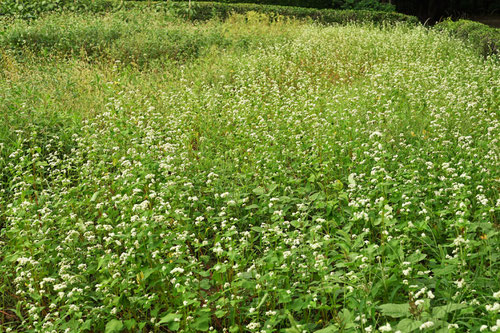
[396,319,423,332]
[124,319,136,330]
[253,187,265,195]
[315,324,339,333]
[192,314,210,331]
[159,313,182,324]
[105,319,123,333]
[407,252,426,263]
[378,303,411,318]
[433,265,455,276]
[215,310,226,318]
[347,173,356,186]
[432,303,468,319]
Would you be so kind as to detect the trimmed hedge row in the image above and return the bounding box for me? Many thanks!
[0,0,118,18]
[435,19,499,57]
[131,0,395,11]
[177,0,332,9]
[127,1,419,25]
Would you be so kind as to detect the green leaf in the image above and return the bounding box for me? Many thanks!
[432,303,468,319]
[200,279,211,289]
[215,310,226,318]
[192,314,210,331]
[256,293,268,309]
[348,173,356,186]
[378,303,411,318]
[169,321,181,331]
[396,319,423,332]
[90,191,99,202]
[407,252,426,263]
[253,187,265,195]
[105,319,123,333]
[81,320,92,331]
[159,313,182,325]
[432,265,455,276]
[315,324,339,333]
[124,319,136,330]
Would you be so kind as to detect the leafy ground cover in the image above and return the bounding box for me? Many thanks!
[0,7,499,333]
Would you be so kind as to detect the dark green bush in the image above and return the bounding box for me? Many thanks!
[0,0,119,18]
[435,19,499,57]
[131,2,418,25]
[151,0,395,11]
[0,12,234,65]
[332,0,394,12]
[200,0,331,9]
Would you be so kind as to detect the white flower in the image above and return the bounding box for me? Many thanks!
[246,322,260,330]
[486,303,500,312]
[480,325,488,332]
[448,324,458,329]
[419,321,434,330]
[491,326,498,332]
[365,325,372,332]
[379,323,392,332]
[493,291,500,299]
[170,267,185,274]
[454,279,465,288]
[415,299,424,306]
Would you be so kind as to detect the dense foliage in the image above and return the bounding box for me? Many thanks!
[173,0,394,11]
[1,7,499,333]
[332,0,394,11]
[435,19,500,57]
[0,0,119,18]
[128,2,417,25]
[394,0,500,20]
[178,0,333,10]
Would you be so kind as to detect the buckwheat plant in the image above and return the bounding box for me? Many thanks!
[0,8,498,333]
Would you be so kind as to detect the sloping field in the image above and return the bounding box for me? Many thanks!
[0,8,499,333]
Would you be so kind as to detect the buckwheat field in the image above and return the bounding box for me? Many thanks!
[0,7,499,333]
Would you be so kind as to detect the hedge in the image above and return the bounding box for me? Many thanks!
[127,1,419,25]
[131,0,395,11]
[0,0,118,18]
[176,0,332,9]
[435,19,500,57]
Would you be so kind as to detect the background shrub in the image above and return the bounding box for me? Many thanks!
[0,0,119,18]
[435,19,500,56]
[154,0,395,11]
[128,2,418,25]
[332,0,394,11]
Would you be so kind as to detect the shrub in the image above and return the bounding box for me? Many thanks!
[153,0,395,11]
[332,0,394,12]
[435,19,500,57]
[0,0,119,18]
[158,0,333,9]
[129,2,418,25]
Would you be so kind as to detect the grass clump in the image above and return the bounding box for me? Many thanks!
[0,8,499,333]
